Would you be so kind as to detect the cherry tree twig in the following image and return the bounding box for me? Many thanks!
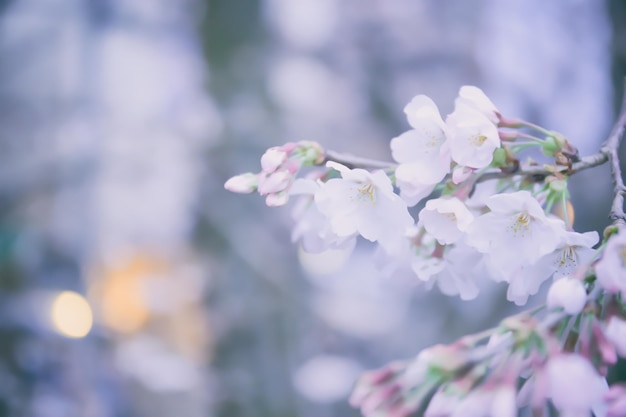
[603,80,626,225]
[324,150,395,170]
[323,82,626,217]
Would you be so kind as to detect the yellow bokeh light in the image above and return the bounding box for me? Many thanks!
[51,291,93,338]
[90,255,158,333]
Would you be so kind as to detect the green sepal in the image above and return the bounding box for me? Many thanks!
[542,135,560,157]
[491,148,507,167]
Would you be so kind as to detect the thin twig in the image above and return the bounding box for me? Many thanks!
[476,152,609,183]
[324,81,626,203]
[324,150,396,170]
[601,78,626,225]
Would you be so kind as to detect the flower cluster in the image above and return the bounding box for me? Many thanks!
[350,240,626,417]
[224,141,324,206]
[225,85,626,417]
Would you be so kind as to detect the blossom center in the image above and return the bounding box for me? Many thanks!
[356,183,376,205]
[469,134,488,147]
[507,212,531,238]
[444,213,457,222]
[558,246,576,267]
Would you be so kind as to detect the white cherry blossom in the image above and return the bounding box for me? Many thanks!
[426,384,516,417]
[492,229,597,305]
[595,228,626,295]
[467,191,565,264]
[290,178,356,253]
[545,230,598,279]
[455,85,500,124]
[418,197,474,245]
[605,316,626,357]
[391,95,451,206]
[466,191,566,303]
[499,262,559,306]
[410,240,482,300]
[446,106,500,169]
[546,354,607,417]
[315,162,413,253]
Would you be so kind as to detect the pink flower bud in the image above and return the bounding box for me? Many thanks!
[605,384,626,417]
[546,354,606,416]
[265,192,289,207]
[258,170,291,195]
[224,173,258,193]
[606,316,626,358]
[261,147,288,173]
[452,165,474,184]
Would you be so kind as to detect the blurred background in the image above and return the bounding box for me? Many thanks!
[0,0,625,416]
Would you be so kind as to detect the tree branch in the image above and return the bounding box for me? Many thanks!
[603,78,626,225]
[324,150,396,170]
[476,152,609,183]
[323,80,626,216]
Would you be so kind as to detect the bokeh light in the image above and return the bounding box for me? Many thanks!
[50,291,93,339]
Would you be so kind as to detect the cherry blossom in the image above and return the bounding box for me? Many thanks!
[546,230,599,279]
[223,83,626,417]
[595,228,626,295]
[289,178,356,253]
[418,197,474,245]
[545,354,607,417]
[604,384,626,417]
[467,191,565,264]
[605,316,626,358]
[410,239,482,300]
[224,141,325,206]
[391,95,451,205]
[446,105,500,169]
[454,85,500,125]
[315,162,413,253]
[498,230,597,305]
[425,385,516,417]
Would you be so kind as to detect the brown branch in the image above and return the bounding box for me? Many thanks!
[476,152,609,183]
[324,80,626,217]
[324,150,396,170]
[603,78,626,225]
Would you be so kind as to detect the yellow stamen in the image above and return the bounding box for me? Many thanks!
[470,134,488,146]
[356,183,376,206]
[507,212,531,238]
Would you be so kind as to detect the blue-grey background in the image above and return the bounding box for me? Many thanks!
[0,1,624,416]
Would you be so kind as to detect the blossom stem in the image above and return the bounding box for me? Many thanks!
[512,131,546,143]
[482,80,626,218]
[477,151,609,183]
[561,192,571,229]
[499,117,553,137]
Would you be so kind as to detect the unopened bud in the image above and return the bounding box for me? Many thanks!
[547,277,587,315]
[261,148,288,173]
[224,173,258,193]
[606,316,626,358]
[258,170,291,195]
[542,136,559,157]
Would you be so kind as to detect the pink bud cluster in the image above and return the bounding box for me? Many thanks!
[350,296,626,417]
[224,141,324,206]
